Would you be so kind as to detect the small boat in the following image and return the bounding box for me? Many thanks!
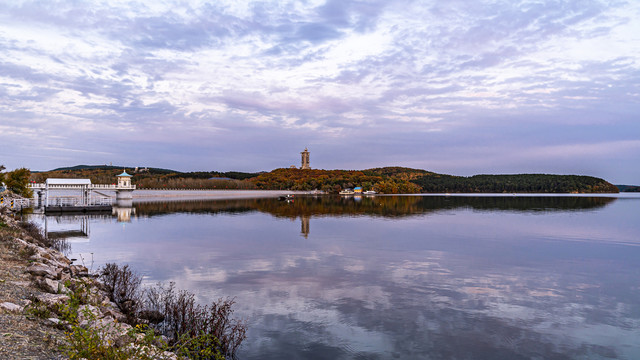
[339,189,355,195]
[278,194,294,201]
[363,190,376,195]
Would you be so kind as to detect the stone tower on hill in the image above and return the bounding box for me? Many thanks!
[300,148,310,169]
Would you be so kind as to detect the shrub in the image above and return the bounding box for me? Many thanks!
[24,300,52,319]
[18,245,37,259]
[63,305,163,360]
[18,221,46,243]
[100,263,247,359]
[145,283,247,359]
[100,263,143,323]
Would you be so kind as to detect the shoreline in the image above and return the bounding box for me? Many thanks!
[0,207,178,359]
[131,189,310,202]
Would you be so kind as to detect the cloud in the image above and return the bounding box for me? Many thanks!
[0,0,638,182]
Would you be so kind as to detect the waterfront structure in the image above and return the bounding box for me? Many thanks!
[29,171,136,212]
[301,148,310,169]
[116,171,134,201]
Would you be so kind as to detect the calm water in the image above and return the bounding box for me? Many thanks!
[33,194,640,359]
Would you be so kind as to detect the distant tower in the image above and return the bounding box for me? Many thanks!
[300,148,310,169]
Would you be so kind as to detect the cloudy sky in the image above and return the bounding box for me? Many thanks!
[1,0,638,183]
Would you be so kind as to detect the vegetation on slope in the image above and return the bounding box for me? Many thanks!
[29,165,619,194]
[411,173,619,193]
[616,185,640,192]
[250,167,421,193]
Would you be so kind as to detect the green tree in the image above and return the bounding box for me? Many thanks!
[5,168,33,198]
[0,164,5,186]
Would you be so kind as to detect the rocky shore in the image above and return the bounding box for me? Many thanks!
[0,205,176,359]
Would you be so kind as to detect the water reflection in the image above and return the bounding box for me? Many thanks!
[132,195,616,218]
[44,215,90,240]
[33,195,640,359]
[130,195,616,240]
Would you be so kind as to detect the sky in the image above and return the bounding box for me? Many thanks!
[0,0,639,184]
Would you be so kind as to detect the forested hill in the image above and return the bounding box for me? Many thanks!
[29,165,619,194]
[250,167,424,193]
[411,173,619,193]
[249,168,618,194]
[616,185,640,192]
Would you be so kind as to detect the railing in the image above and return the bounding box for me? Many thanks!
[51,197,81,207]
[49,197,113,207]
[93,197,113,205]
[0,197,36,209]
[0,195,112,209]
[28,183,136,190]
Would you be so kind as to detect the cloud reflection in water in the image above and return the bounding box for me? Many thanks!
[60,195,640,359]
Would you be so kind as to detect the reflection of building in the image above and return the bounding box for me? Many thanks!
[300,148,310,169]
[112,198,135,222]
[112,205,135,222]
[44,215,90,240]
[300,215,310,238]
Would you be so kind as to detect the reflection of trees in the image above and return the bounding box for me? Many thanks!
[133,196,616,219]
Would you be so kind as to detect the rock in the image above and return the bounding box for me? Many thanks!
[35,293,70,307]
[77,304,102,327]
[161,351,179,360]
[59,271,72,282]
[36,277,60,294]
[26,263,58,279]
[0,301,24,313]
[100,306,127,323]
[43,248,72,266]
[82,317,132,345]
[70,265,89,277]
[46,317,62,326]
[53,253,72,266]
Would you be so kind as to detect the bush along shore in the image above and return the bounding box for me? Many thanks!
[0,204,246,359]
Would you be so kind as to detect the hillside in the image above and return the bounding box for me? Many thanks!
[250,167,422,193]
[412,174,619,193]
[616,185,640,192]
[29,165,619,194]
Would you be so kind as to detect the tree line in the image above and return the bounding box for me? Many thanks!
[411,173,619,193]
[25,165,620,194]
[249,168,421,193]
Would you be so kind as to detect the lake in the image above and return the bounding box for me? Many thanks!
[31,194,640,359]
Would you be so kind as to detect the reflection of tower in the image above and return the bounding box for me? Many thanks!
[112,204,135,222]
[300,148,310,169]
[300,215,311,239]
[300,214,310,238]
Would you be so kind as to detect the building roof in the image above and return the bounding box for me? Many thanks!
[46,178,92,185]
[117,171,132,177]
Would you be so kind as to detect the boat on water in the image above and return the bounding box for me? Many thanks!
[363,190,377,195]
[339,189,355,195]
[278,194,295,201]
